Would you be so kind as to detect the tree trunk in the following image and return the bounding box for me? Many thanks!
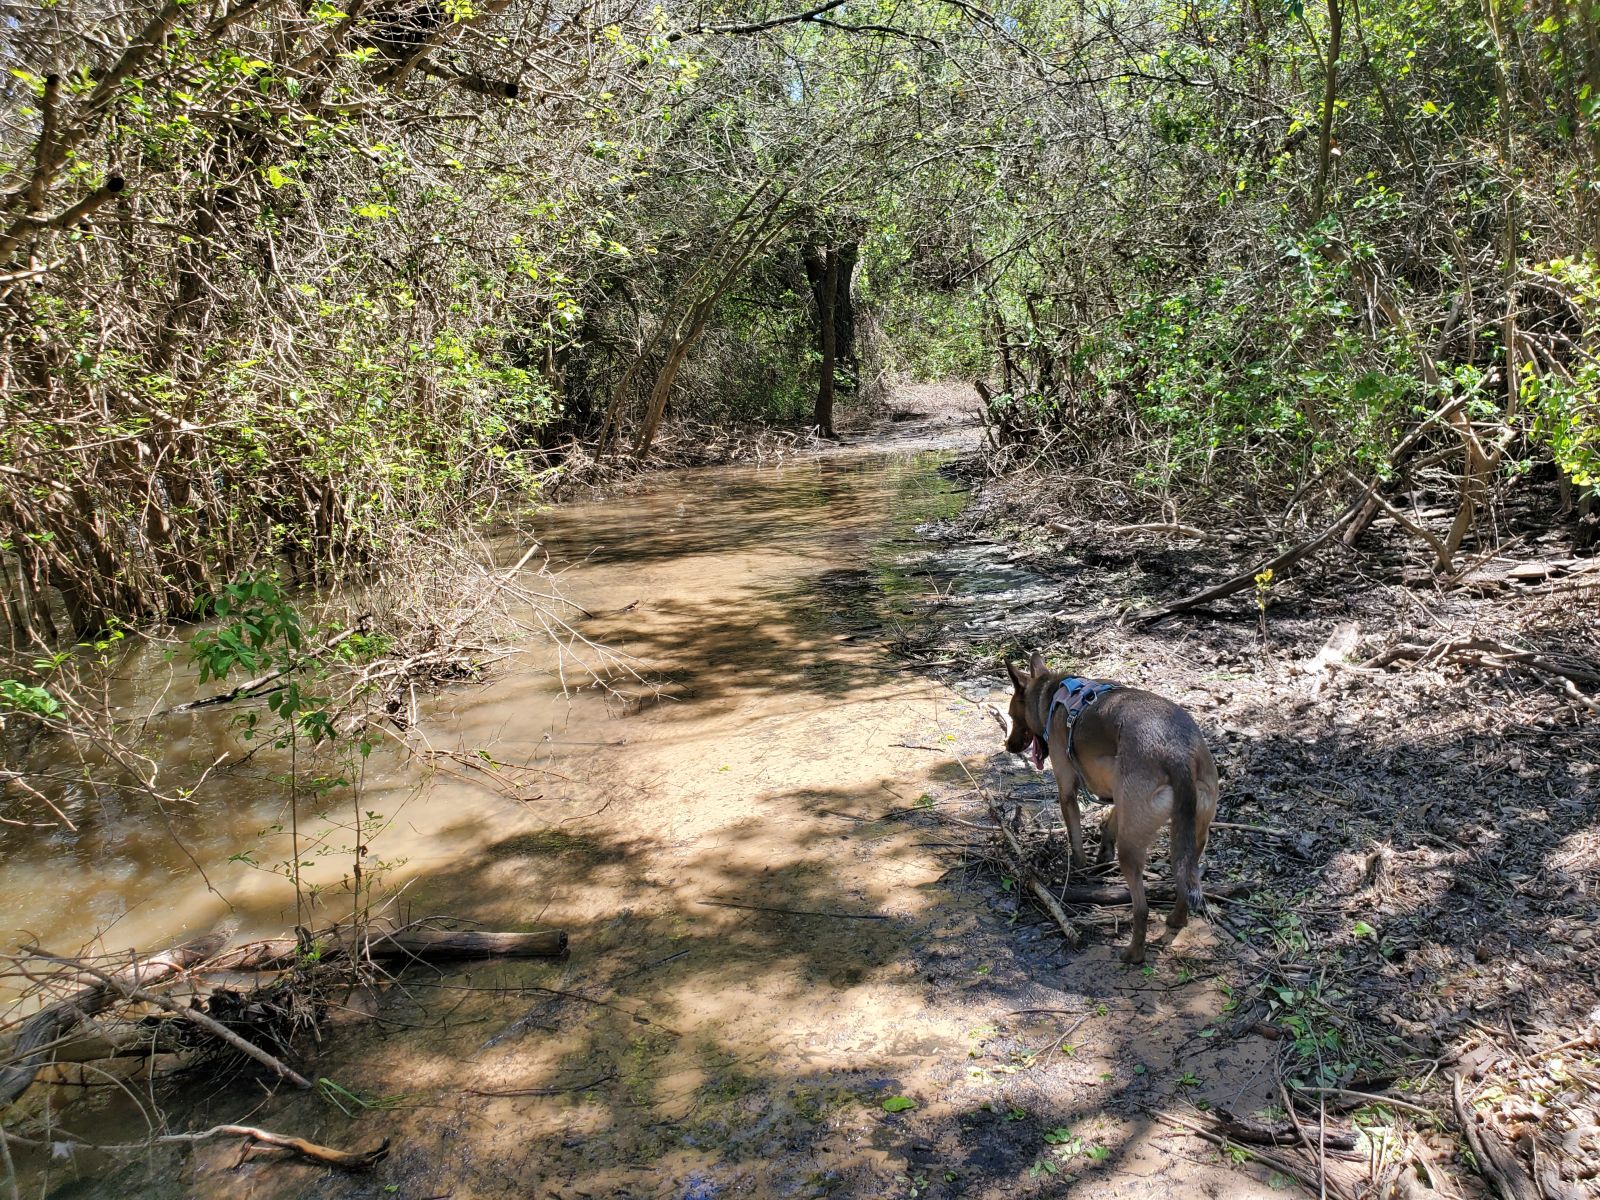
[815,246,840,438]
[835,242,859,377]
[1311,0,1343,222]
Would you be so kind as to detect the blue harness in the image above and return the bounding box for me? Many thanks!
[1030,677,1117,769]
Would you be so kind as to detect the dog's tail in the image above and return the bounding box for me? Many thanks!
[1170,762,1206,915]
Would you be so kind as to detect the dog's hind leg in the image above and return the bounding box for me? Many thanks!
[1169,787,1216,932]
[1166,881,1190,932]
[1117,841,1150,964]
[1096,803,1117,865]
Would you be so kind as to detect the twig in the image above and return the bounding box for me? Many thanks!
[1211,1107,1359,1152]
[155,621,368,716]
[1292,1084,1439,1121]
[1148,1106,1356,1200]
[696,898,888,920]
[985,797,1082,946]
[1105,522,1210,539]
[1211,820,1301,840]
[462,1071,617,1098]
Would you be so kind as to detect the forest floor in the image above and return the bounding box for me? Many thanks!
[897,395,1600,1198]
[11,385,1598,1200]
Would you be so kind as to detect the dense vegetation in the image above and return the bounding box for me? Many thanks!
[3,0,1597,653]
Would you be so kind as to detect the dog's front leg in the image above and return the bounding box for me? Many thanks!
[1048,744,1086,870]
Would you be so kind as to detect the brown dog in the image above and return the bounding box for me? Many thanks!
[1004,652,1219,963]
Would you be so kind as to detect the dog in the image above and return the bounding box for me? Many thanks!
[1003,652,1219,963]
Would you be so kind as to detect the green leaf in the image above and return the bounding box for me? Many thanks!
[882,1095,915,1112]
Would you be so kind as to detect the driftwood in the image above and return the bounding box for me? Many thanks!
[25,949,311,1090]
[1366,636,1600,685]
[0,935,224,1108]
[1,1123,389,1171]
[1368,635,1600,713]
[2,925,567,1108]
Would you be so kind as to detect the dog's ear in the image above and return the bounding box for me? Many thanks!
[1006,660,1027,690]
[1028,650,1048,677]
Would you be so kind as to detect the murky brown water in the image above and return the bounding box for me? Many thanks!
[5,417,1283,1200]
[2,429,970,961]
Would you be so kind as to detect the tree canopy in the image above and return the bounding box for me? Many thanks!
[3,0,1597,647]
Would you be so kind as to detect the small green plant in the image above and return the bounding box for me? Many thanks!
[0,679,62,719]
[188,575,382,932]
[1254,566,1275,641]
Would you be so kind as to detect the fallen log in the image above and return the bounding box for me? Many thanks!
[0,935,224,1109]
[1211,1107,1359,1152]
[203,925,569,971]
[1046,880,1251,906]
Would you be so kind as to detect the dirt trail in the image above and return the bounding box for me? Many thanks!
[18,391,1292,1199]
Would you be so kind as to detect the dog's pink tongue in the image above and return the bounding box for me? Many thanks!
[1029,737,1046,770]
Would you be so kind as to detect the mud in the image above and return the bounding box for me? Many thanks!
[9,391,1296,1198]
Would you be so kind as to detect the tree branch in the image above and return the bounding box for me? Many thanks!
[665,0,850,43]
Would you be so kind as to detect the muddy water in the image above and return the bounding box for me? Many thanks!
[6,423,1284,1200]
[2,437,963,959]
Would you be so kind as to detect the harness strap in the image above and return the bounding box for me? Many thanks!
[1036,676,1117,764]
